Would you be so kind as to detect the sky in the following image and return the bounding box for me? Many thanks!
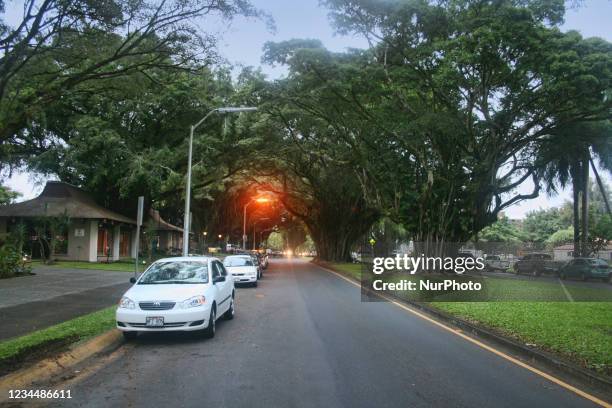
[3,0,612,218]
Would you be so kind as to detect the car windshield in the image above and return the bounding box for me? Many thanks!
[138,261,209,284]
[224,257,254,267]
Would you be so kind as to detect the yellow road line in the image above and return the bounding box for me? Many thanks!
[317,264,611,408]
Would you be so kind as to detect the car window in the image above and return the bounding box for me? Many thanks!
[542,254,552,260]
[224,257,254,267]
[211,262,221,279]
[138,261,209,284]
[215,261,228,277]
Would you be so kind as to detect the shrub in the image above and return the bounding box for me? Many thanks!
[0,244,30,278]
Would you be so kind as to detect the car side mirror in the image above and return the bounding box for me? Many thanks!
[130,277,136,284]
[213,276,226,284]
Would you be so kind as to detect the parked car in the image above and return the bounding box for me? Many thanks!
[224,255,259,286]
[260,253,269,269]
[251,251,267,271]
[116,257,234,340]
[558,258,612,282]
[484,255,510,272]
[514,253,560,276]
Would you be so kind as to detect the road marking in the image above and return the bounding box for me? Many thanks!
[558,278,575,302]
[316,264,611,408]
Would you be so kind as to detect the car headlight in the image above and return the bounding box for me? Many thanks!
[119,296,135,309]
[180,295,206,309]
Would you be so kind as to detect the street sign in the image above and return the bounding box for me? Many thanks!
[135,196,144,278]
[137,196,144,226]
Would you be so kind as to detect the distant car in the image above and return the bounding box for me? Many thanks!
[558,258,612,282]
[484,255,510,272]
[116,257,235,340]
[514,253,560,276]
[260,253,269,269]
[224,255,259,286]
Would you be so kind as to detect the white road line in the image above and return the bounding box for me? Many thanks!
[558,278,575,302]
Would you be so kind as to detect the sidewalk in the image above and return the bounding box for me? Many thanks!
[0,266,132,340]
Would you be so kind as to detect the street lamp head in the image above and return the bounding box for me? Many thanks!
[217,107,258,114]
[255,197,270,203]
[203,231,207,236]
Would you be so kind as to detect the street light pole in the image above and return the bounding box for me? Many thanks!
[242,201,251,250]
[183,107,257,256]
[242,197,271,250]
[252,218,270,251]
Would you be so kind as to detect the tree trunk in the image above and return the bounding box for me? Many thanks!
[308,209,379,263]
[571,168,580,258]
[581,154,590,257]
[589,156,612,217]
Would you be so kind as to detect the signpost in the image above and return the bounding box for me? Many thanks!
[134,196,144,279]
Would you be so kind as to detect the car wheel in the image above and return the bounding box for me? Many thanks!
[223,296,235,320]
[252,281,258,288]
[123,331,138,341]
[203,307,216,338]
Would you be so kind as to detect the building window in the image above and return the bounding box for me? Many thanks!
[120,231,130,257]
[97,228,112,256]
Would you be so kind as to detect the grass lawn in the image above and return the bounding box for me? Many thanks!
[33,260,140,272]
[324,261,612,374]
[321,262,361,280]
[0,307,116,367]
[434,302,612,373]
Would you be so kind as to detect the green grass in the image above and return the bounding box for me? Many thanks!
[34,260,140,272]
[322,262,362,280]
[0,307,116,363]
[433,302,612,373]
[325,261,612,374]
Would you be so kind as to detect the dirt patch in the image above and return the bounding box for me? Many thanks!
[0,335,78,377]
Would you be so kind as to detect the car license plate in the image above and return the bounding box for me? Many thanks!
[146,317,164,327]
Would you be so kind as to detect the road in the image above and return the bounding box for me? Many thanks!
[48,259,603,408]
[0,266,131,340]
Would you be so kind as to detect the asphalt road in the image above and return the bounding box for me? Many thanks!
[48,259,602,408]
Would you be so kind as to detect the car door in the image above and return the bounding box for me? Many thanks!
[574,259,588,277]
[212,261,232,314]
[563,259,577,276]
[210,261,224,315]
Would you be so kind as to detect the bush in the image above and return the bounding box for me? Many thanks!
[0,244,30,278]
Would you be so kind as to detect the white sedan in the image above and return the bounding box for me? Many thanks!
[223,255,259,286]
[116,257,234,340]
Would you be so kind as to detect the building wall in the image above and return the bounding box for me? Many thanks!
[553,249,574,261]
[66,219,91,261]
[0,218,7,242]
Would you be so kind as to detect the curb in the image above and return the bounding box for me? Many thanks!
[313,261,612,397]
[0,330,123,402]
